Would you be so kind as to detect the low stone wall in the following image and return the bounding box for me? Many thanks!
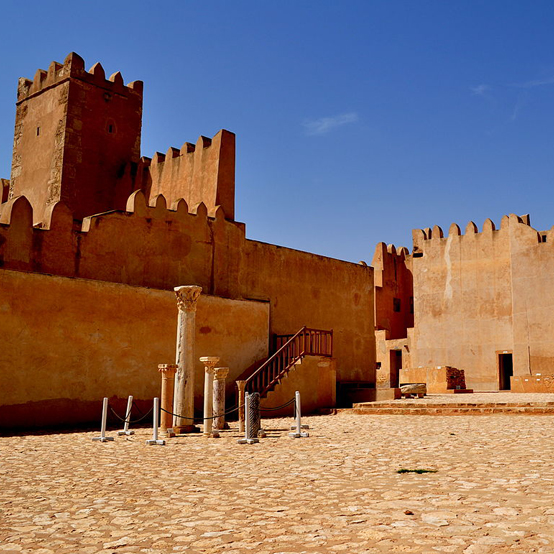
[0,268,269,429]
[259,356,336,417]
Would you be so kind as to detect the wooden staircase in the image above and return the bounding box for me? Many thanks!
[244,327,333,397]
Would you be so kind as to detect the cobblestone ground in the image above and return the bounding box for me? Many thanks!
[2,410,554,553]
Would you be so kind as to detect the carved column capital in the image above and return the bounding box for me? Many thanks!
[174,285,202,312]
[158,363,178,375]
[200,356,220,373]
[214,367,229,380]
[236,380,246,392]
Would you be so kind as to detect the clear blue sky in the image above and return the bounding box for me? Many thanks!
[1,1,553,263]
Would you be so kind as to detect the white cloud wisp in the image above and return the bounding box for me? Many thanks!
[303,112,359,136]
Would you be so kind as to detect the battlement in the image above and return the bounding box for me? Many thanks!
[143,129,236,220]
[16,52,143,103]
[411,214,545,253]
[0,189,244,294]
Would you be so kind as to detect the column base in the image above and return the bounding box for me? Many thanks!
[146,439,166,445]
[237,438,259,444]
[173,425,200,434]
[117,430,135,436]
[92,436,114,442]
[288,432,309,438]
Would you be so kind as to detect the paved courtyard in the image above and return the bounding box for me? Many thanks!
[2,407,554,553]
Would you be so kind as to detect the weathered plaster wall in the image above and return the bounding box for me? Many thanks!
[0,269,268,429]
[239,240,375,383]
[260,356,336,417]
[411,215,554,390]
[0,193,374,386]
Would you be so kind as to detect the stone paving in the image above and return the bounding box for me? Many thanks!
[372,392,554,405]
[2,408,554,553]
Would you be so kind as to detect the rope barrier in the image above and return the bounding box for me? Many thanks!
[109,404,153,424]
[160,404,243,422]
[259,397,296,411]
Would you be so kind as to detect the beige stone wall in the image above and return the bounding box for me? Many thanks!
[372,242,414,340]
[240,239,375,383]
[411,215,554,390]
[260,356,336,417]
[0,269,268,428]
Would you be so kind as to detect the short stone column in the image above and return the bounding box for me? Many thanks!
[158,364,178,434]
[200,357,220,437]
[236,380,247,433]
[213,367,230,431]
[173,285,202,433]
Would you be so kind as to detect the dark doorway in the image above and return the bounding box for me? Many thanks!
[498,353,513,390]
[389,349,402,388]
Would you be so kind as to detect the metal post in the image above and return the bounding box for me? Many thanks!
[92,397,114,442]
[289,391,309,438]
[146,397,165,445]
[117,395,134,436]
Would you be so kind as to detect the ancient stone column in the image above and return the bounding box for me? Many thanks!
[173,285,202,433]
[200,357,220,437]
[213,367,230,431]
[158,364,177,434]
[236,380,246,433]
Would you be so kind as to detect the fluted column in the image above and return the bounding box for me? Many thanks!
[200,356,220,437]
[236,380,246,433]
[173,285,202,433]
[158,364,177,434]
[213,367,229,431]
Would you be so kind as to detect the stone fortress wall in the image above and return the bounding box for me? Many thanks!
[411,215,554,390]
[0,53,374,428]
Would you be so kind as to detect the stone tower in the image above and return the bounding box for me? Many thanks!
[9,52,143,223]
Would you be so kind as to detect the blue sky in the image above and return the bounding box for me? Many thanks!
[1,1,554,263]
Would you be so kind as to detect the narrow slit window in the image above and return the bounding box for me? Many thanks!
[36,127,40,136]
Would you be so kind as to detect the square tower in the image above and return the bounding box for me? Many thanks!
[9,52,143,223]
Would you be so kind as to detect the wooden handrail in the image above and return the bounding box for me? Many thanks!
[246,327,333,396]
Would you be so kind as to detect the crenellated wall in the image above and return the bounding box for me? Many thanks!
[10,53,143,224]
[411,214,554,389]
[0,189,374,389]
[372,242,413,339]
[140,130,236,220]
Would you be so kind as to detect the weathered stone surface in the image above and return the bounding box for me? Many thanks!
[2,409,554,552]
[400,383,427,396]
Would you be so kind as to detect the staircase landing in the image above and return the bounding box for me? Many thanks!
[353,392,554,415]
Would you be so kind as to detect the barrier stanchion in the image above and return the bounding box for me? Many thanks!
[146,397,165,446]
[289,391,309,438]
[117,395,135,436]
[92,397,114,442]
[238,392,259,444]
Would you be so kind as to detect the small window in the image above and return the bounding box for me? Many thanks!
[541,234,547,243]
[393,298,401,312]
[376,362,381,370]
[409,296,414,314]
[413,252,423,258]
[108,124,114,134]
[36,127,40,136]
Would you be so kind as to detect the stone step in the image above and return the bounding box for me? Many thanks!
[352,405,554,415]
[354,401,554,408]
